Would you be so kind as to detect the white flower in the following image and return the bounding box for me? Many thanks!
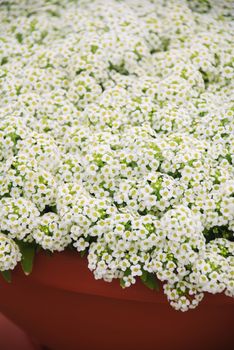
[0,198,40,240]
[18,132,61,173]
[33,213,71,252]
[0,0,233,311]
[0,233,21,271]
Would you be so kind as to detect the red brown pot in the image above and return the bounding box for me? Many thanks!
[0,251,233,350]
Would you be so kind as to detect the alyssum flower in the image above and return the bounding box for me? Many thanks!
[0,0,233,311]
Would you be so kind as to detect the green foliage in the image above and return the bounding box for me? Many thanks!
[15,32,23,43]
[140,270,159,291]
[17,241,35,275]
[1,270,11,283]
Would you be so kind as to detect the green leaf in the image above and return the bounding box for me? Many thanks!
[80,250,87,258]
[15,32,23,43]
[140,269,148,283]
[17,241,35,275]
[91,45,99,54]
[1,270,11,283]
[140,271,159,291]
[1,57,8,66]
[120,278,125,288]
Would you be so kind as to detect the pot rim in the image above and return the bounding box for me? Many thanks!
[8,250,234,306]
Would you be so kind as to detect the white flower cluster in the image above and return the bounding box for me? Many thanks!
[0,0,233,310]
[33,212,71,252]
[0,197,40,240]
[0,233,21,271]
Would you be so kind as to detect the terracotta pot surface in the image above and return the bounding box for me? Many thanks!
[0,251,233,350]
[0,313,40,350]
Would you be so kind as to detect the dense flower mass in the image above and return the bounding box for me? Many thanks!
[0,0,233,311]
